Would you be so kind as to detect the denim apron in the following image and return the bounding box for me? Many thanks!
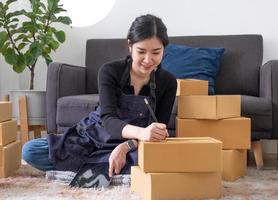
[48,65,156,173]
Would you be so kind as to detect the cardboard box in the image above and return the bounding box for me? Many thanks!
[0,119,17,146]
[178,95,241,119]
[138,137,222,173]
[131,166,222,200]
[0,101,12,122]
[222,149,247,181]
[0,140,21,178]
[176,79,208,96]
[176,117,251,149]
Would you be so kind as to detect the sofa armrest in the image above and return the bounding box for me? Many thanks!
[260,60,278,139]
[46,62,86,133]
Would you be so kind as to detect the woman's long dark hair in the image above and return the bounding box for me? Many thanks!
[127,14,168,121]
[127,14,169,47]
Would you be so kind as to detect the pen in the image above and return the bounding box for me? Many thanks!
[144,98,158,122]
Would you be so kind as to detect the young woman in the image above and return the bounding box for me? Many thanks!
[22,14,177,185]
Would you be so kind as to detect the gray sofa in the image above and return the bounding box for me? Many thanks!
[46,35,278,167]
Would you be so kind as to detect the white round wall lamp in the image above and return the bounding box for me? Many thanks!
[60,0,116,27]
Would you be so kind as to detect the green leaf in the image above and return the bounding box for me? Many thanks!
[0,31,8,48]
[4,47,17,65]
[13,64,25,73]
[22,37,31,43]
[9,24,17,29]
[9,52,26,73]
[24,11,36,20]
[22,21,38,34]
[42,52,52,65]
[10,18,19,22]
[31,0,40,12]
[37,16,46,24]
[24,41,42,66]
[29,41,42,58]
[17,53,25,63]
[1,41,10,54]
[49,27,57,32]
[25,52,34,66]
[56,16,72,25]
[15,33,26,42]
[6,0,17,6]
[47,0,54,11]
[54,30,65,43]
[43,46,51,54]
[6,10,25,19]
[40,2,46,11]
[53,7,66,14]
[49,40,59,50]
[41,32,53,44]
[18,43,26,50]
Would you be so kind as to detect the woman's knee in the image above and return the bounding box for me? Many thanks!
[22,140,35,163]
[22,138,48,164]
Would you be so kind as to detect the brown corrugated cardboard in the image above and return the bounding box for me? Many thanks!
[222,149,247,181]
[176,117,251,149]
[0,119,17,146]
[138,137,222,173]
[176,79,208,96]
[0,140,21,178]
[131,166,222,200]
[0,102,12,122]
[178,95,241,119]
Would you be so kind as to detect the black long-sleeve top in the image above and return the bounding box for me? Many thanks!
[98,57,177,140]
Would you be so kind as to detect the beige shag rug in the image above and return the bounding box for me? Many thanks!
[0,163,278,200]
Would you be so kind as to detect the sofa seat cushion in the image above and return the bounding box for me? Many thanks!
[57,94,99,127]
[241,95,272,131]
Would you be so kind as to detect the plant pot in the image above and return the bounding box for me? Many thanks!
[9,90,46,125]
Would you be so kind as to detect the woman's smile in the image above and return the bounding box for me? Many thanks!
[130,37,164,77]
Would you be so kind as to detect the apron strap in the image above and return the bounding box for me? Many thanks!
[120,56,157,124]
[149,70,156,120]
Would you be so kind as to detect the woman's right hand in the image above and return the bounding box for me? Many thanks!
[139,123,169,142]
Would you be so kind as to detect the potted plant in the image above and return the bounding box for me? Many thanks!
[0,0,72,125]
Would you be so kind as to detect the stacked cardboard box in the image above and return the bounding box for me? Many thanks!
[176,79,251,181]
[131,137,222,200]
[0,101,21,178]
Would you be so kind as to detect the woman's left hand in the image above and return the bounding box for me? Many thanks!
[109,142,129,177]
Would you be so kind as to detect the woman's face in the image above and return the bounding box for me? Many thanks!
[129,37,164,77]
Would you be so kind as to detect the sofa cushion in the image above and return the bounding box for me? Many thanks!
[168,35,263,96]
[57,94,99,128]
[162,44,225,94]
[241,95,272,131]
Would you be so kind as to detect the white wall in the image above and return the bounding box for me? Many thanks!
[0,56,20,99]
[2,0,278,93]
[1,0,278,153]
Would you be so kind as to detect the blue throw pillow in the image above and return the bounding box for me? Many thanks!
[161,44,225,94]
